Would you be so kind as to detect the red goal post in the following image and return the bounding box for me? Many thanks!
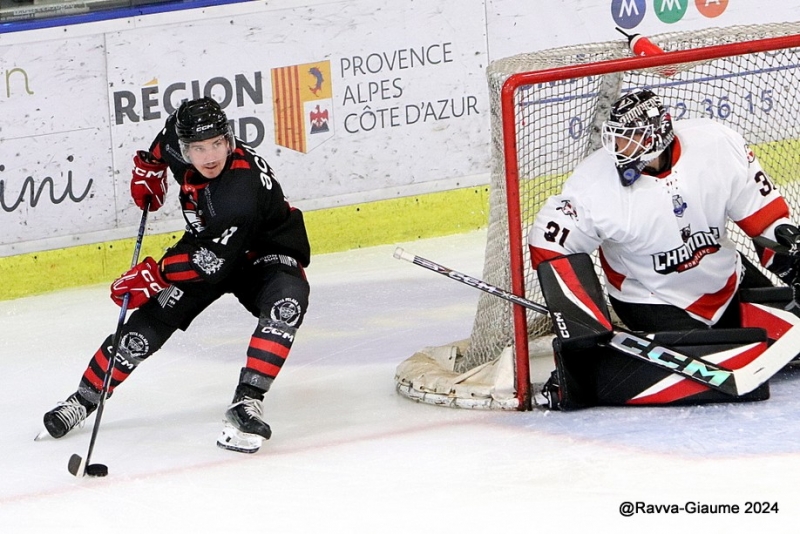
[395,22,800,411]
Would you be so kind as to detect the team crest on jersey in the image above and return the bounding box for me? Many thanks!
[557,199,578,220]
[193,247,225,274]
[271,298,302,327]
[745,144,756,163]
[653,227,721,274]
[183,208,206,234]
[680,225,691,242]
[672,194,687,217]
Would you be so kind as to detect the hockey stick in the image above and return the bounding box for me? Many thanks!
[393,247,800,396]
[68,205,150,478]
[753,235,794,257]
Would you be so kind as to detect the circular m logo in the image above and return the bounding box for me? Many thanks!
[611,0,646,29]
[655,0,689,24]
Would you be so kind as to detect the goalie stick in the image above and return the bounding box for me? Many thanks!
[393,247,800,397]
[68,204,150,478]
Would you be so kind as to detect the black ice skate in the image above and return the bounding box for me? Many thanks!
[216,386,272,454]
[41,393,98,439]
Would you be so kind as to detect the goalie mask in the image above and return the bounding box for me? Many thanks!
[175,97,235,163]
[601,89,674,186]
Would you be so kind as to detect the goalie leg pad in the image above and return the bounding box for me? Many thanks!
[740,287,798,339]
[739,286,800,364]
[537,253,613,351]
[540,337,601,410]
[544,328,771,410]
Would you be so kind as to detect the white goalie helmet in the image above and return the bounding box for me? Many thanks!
[601,89,675,186]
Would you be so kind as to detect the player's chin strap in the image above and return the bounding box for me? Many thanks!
[615,139,675,187]
[615,159,645,186]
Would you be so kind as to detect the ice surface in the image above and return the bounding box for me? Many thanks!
[2,230,799,533]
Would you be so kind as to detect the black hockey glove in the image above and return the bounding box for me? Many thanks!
[775,224,800,313]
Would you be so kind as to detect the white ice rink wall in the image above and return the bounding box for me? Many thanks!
[0,0,796,296]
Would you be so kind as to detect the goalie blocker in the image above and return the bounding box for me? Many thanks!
[537,254,799,410]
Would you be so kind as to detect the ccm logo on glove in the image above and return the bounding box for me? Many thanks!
[110,257,169,309]
[131,150,169,211]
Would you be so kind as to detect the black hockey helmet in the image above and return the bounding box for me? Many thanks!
[601,89,674,186]
[175,97,235,160]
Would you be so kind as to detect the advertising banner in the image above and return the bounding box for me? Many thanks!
[105,0,491,230]
[1,129,112,246]
[0,35,113,252]
[487,0,794,60]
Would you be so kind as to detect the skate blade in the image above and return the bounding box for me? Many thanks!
[216,424,263,454]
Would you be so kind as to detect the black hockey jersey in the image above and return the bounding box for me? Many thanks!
[148,114,311,285]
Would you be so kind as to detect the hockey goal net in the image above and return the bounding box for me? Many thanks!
[395,22,800,410]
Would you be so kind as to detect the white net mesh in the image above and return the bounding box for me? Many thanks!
[396,22,800,408]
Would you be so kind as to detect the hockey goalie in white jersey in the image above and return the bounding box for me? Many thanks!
[528,88,800,409]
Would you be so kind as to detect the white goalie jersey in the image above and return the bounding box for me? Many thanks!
[529,118,791,325]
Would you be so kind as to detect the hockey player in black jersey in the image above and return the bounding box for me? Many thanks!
[43,97,311,453]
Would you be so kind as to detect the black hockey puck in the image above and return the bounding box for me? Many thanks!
[86,464,109,477]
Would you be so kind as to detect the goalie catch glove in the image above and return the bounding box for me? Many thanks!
[758,223,800,284]
[774,224,800,312]
[768,224,800,282]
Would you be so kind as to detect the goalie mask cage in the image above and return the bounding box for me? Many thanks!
[395,22,800,411]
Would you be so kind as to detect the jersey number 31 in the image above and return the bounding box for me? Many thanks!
[544,221,570,247]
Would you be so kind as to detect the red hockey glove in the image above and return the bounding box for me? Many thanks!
[131,150,168,211]
[110,257,169,309]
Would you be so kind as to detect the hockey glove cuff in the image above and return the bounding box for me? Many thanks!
[110,257,169,309]
[770,224,800,284]
[131,150,168,211]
